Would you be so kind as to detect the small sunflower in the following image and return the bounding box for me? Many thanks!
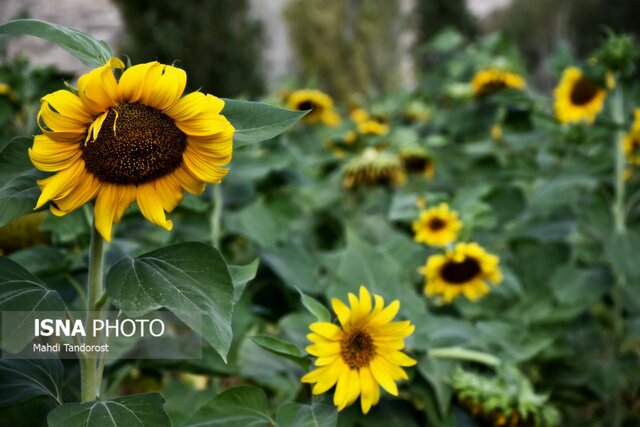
[491,124,503,141]
[624,109,640,166]
[412,203,461,247]
[400,147,435,179]
[343,148,406,190]
[471,69,525,96]
[554,67,607,124]
[357,115,390,136]
[30,58,234,241]
[419,242,502,303]
[301,286,416,414]
[287,89,341,126]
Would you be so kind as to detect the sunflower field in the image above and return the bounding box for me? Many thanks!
[0,12,639,427]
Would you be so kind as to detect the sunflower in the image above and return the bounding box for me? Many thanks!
[301,286,416,414]
[400,147,435,179]
[419,242,502,303]
[287,89,341,126]
[554,67,607,124]
[343,148,406,189]
[624,108,640,165]
[30,58,234,241]
[412,203,461,247]
[471,69,525,96]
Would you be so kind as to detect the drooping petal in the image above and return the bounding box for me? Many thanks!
[136,182,173,231]
[29,135,82,172]
[77,57,124,115]
[35,159,86,209]
[139,64,187,110]
[49,169,101,215]
[118,61,158,103]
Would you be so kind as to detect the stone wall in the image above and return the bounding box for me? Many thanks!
[0,0,124,76]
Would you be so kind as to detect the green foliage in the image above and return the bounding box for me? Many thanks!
[284,0,404,100]
[0,358,63,407]
[113,0,264,98]
[0,19,112,68]
[106,242,236,360]
[47,393,171,427]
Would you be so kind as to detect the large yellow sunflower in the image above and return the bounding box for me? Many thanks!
[412,203,461,247]
[287,89,340,126]
[554,67,607,124]
[301,286,416,414]
[419,242,502,303]
[30,58,233,241]
[471,69,525,96]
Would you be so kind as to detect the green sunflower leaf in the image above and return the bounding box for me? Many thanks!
[0,137,45,228]
[0,358,63,407]
[221,99,307,147]
[0,257,67,353]
[228,258,260,302]
[0,19,113,68]
[297,288,331,323]
[106,242,235,361]
[47,393,171,427]
[183,385,275,427]
[276,402,338,427]
[250,335,310,369]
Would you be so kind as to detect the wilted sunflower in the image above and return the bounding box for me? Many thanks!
[471,69,525,96]
[419,242,502,303]
[343,148,406,189]
[412,203,461,247]
[301,286,416,414]
[30,58,234,241]
[400,147,435,179]
[554,67,607,124]
[287,89,341,126]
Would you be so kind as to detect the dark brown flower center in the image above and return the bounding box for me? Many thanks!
[429,217,446,231]
[480,80,507,95]
[296,100,316,111]
[341,328,375,369]
[441,257,481,284]
[403,155,431,173]
[82,103,186,185]
[570,77,599,106]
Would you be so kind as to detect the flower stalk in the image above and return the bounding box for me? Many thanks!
[211,185,223,249]
[80,219,106,402]
[429,346,501,367]
[612,85,626,234]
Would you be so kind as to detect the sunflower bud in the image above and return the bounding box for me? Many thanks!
[591,29,639,78]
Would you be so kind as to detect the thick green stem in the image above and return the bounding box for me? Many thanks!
[80,222,105,402]
[428,346,501,367]
[211,185,223,248]
[612,86,626,234]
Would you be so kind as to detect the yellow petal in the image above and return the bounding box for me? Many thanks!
[381,350,417,367]
[118,62,158,103]
[136,182,173,231]
[359,366,376,414]
[369,357,399,396]
[331,298,351,327]
[333,365,351,410]
[29,135,82,172]
[309,322,342,340]
[171,167,206,195]
[182,146,229,183]
[35,160,85,209]
[311,361,342,394]
[139,64,187,110]
[77,58,123,115]
[41,90,92,122]
[306,342,341,357]
[154,175,184,213]
[50,170,101,214]
[369,300,400,327]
